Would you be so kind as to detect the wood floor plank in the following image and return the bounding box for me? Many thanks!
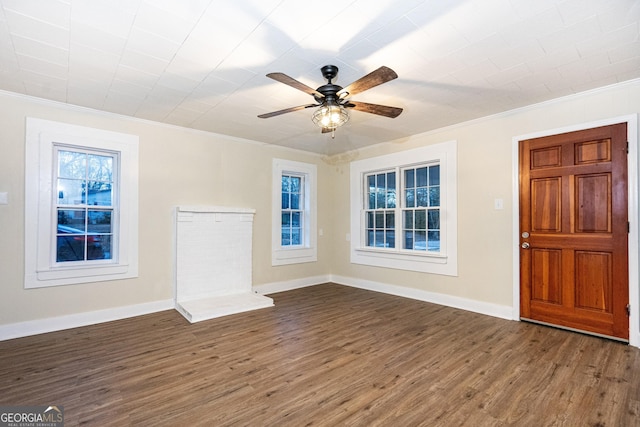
[1,283,639,426]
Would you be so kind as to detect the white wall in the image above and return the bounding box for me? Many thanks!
[0,91,331,332]
[1,79,639,340]
[328,80,640,320]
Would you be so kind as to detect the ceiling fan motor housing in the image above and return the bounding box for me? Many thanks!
[315,65,343,104]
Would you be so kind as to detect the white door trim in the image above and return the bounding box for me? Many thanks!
[511,114,639,347]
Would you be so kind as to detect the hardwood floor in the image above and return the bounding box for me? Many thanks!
[1,283,638,426]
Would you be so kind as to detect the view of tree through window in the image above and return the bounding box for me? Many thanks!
[56,148,116,262]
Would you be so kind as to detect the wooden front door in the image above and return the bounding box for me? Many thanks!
[519,123,629,340]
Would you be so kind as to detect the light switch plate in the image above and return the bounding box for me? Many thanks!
[0,192,7,205]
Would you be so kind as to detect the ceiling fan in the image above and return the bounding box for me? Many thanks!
[258,65,403,138]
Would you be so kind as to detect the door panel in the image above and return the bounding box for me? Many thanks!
[574,251,612,312]
[519,123,629,340]
[531,249,562,304]
[531,178,561,232]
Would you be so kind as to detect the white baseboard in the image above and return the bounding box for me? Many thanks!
[0,299,175,341]
[0,276,514,341]
[331,275,514,320]
[253,275,331,295]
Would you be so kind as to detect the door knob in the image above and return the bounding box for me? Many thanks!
[521,242,530,249]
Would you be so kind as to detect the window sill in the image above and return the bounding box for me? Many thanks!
[272,246,317,266]
[355,247,448,263]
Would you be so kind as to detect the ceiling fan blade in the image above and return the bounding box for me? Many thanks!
[337,66,398,98]
[266,72,324,98]
[346,101,403,118]
[258,104,317,119]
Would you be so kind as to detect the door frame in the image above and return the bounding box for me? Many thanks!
[511,114,639,347]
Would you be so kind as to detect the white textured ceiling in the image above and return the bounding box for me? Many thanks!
[0,0,638,155]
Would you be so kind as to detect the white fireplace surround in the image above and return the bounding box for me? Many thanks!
[174,206,273,322]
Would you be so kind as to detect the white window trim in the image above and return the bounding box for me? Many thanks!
[25,118,139,288]
[272,159,317,266]
[350,141,458,276]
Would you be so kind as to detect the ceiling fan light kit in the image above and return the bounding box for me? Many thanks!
[259,65,402,138]
[311,103,349,130]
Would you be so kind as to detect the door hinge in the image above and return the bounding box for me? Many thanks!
[627,141,629,154]
[626,304,631,316]
[628,222,631,233]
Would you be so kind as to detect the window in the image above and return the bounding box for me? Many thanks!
[272,159,317,266]
[281,174,304,246]
[25,118,139,288]
[350,141,457,275]
[55,147,117,263]
[402,164,440,251]
[365,171,396,248]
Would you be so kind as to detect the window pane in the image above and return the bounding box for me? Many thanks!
[58,151,86,179]
[290,176,301,193]
[87,154,113,181]
[404,210,413,229]
[291,228,301,245]
[386,230,395,248]
[367,230,375,247]
[387,172,395,190]
[281,230,290,246]
[57,178,85,205]
[415,210,426,230]
[57,209,86,232]
[405,189,415,207]
[429,187,440,206]
[386,188,396,208]
[404,231,413,249]
[416,167,427,187]
[87,182,112,206]
[290,193,300,210]
[415,231,427,251]
[87,210,112,233]
[428,210,440,230]
[375,230,384,247]
[367,175,375,209]
[376,187,386,208]
[282,176,290,192]
[367,211,374,228]
[282,193,289,209]
[282,212,291,226]
[87,235,110,260]
[291,212,301,227]
[405,169,415,188]
[57,236,85,262]
[416,188,428,207]
[428,231,441,252]
[385,212,395,229]
[429,165,440,186]
[375,211,384,228]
